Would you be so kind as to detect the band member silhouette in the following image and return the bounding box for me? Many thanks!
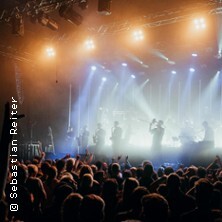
[149,119,164,166]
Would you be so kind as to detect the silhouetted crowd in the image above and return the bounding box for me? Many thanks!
[1,152,222,222]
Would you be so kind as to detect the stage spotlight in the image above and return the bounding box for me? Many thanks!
[189,68,195,72]
[78,0,89,10]
[85,39,95,50]
[11,13,24,36]
[38,13,58,31]
[122,63,127,67]
[133,30,144,41]
[91,65,97,71]
[131,74,136,79]
[102,77,107,81]
[46,47,56,57]
[171,70,177,74]
[98,0,112,15]
[193,18,206,30]
[192,53,198,57]
[167,60,176,65]
[59,4,83,25]
[217,50,222,59]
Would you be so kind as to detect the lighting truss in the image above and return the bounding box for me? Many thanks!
[0,44,35,64]
[0,50,34,64]
[0,0,82,23]
[87,1,222,35]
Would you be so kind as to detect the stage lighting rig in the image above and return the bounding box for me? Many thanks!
[37,12,58,31]
[59,4,83,26]
[91,1,222,35]
[78,0,89,10]
[0,0,88,35]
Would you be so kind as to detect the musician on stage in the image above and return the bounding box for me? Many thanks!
[110,121,123,157]
[149,119,165,150]
[149,119,165,165]
[93,123,106,156]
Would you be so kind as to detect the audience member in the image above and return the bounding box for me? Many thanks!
[61,193,83,222]
[142,193,169,222]
[80,194,105,222]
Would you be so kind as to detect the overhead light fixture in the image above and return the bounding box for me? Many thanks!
[133,30,144,41]
[192,53,198,57]
[189,68,195,72]
[38,12,58,31]
[59,4,83,25]
[46,47,56,57]
[11,13,24,36]
[91,66,97,71]
[98,0,112,15]
[78,0,89,10]
[193,18,206,30]
[85,39,95,50]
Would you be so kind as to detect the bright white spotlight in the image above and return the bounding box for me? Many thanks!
[91,66,97,71]
[133,30,144,41]
[102,77,107,81]
[189,68,195,72]
[193,18,206,30]
[85,39,95,50]
[217,50,222,59]
[122,63,127,67]
[168,60,176,65]
[171,70,177,74]
[46,47,56,57]
[142,64,149,68]
[192,53,198,57]
[131,74,136,79]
